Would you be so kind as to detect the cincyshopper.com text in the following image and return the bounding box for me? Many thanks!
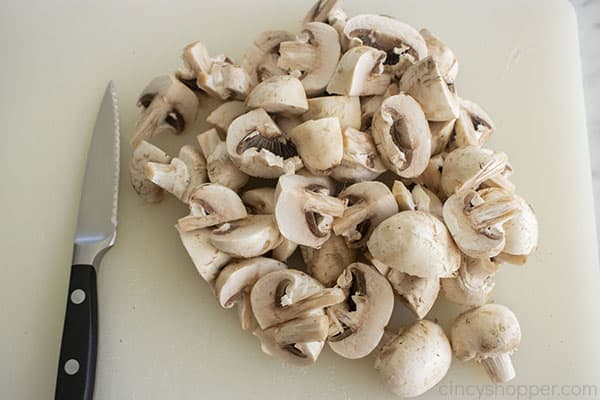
[438,381,598,399]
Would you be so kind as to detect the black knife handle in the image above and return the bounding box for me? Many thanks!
[55,265,98,400]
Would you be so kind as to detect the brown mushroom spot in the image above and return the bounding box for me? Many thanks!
[283,344,308,358]
[305,212,329,238]
[236,131,298,159]
[138,93,156,108]
[165,110,185,132]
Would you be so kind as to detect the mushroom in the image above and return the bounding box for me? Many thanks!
[206,101,249,135]
[419,28,458,84]
[367,211,461,279]
[277,22,341,96]
[441,256,498,306]
[197,128,249,191]
[387,271,440,319]
[145,145,207,203]
[374,320,452,398]
[332,181,399,248]
[371,94,432,178]
[130,141,171,203]
[250,269,345,330]
[177,226,231,286]
[274,174,346,248]
[302,95,361,130]
[178,183,248,232]
[399,56,459,122]
[327,262,394,359]
[391,180,416,211]
[411,184,444,219]
[130,75,199,147]
[289,117,344,175]
[180,41,252,100]
[209,214,282,258]
[331,127,387,182]
[414,153,446,200]
[497,194,539,263]
[343,14,427,70]
[227,108,303,178]
[271,239,299,262]
[246,75,308,114]
[327,46,392,96]
[242,30,295,85]
[241,187,276,214]
[450,303,522,383]
[301,234,357,287]
[441,146,514,197]
[360,95,383,131]
[430,119,456,155]
[303,0,343,24]
[454,99,496,148]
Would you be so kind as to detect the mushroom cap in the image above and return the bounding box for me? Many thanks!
[178,183,247,231]
[419,28,459,84]
[214,257,287,308]
[441,256,498,307]
[343,15,427,65]
[328,263,394,359]
[130,141,171,203]
[367,211,460,278]
[331,127,387,182]
[226,108,302,178]
[333,181,399,248]
[246,75,308,115]
[371,94,432,178]
[374,320,452,398]
[197,128,249,191]
[302,95,361,130]
[241,187,276,214]
[327,46,391,97]
[177,227,231,285]
[450,303,521,361]
[206,101,249,133]
[289,117,344,175]
[454,99,496,148]
[301,234,357,287]
[501,194,538,256]
[242,30,295,85]
[209,214,282,258]
[278,22,341,96]
[387,271,440,319]
[274,174,345,248]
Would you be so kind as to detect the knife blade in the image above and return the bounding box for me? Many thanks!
[55,81,120,400]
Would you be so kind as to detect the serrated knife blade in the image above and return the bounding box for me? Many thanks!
[55,81,120,400]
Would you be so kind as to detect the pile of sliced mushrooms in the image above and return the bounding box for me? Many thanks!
[129,0,538,397]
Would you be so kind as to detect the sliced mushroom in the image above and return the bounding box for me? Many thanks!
[145,145,207,204]
[454,99,496,148]
[360,95,383,131]
[430,119,456,155]
[131,75,199,147]
[441,256,498,306]
[130,141,171,203]
[499,194,539,262]
[371,94,432,178]
[250,269,345,330]
[450,304,521,383]
[227,108,302,178]
[301,234,357,287]
[181,41,252,100]
[343,15,427,69]
[327,263,394,359]
[241,187,276,214]
[387,271,440,319]
[206,101,249,134]
[332,181,399,247]
[209,215,282,258]
[274,174,346,248]
[374,320,452,398]
[392,180,416,211]
[246,75,308,114]
[414,153,446,199]
[411,184,443,219]
[271,239,299,262]
[302,95,361,130]
[289,117,344,175]
[399,56,459,122]
[277,22,341,96]
[331,127,387,182]
[419,28,458,84]
[362,250,390,276]
[327,46,391,96]
[367,211,461,278]
[197,128,249,191]
[242,30,295,85]
[303,0,343,24]
[177,226,231,286]
[178,183,247,232]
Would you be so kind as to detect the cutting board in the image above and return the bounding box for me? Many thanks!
[1,0,599,399]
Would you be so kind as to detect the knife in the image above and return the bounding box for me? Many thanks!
[55,81,120,400]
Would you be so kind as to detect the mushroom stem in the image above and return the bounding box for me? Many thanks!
[481,353,516,383]
[460,153,509,192]
[278,288,345,322]
[304,191,346,217]
[131,100,168,148]
[145,160,189,200]
[278,41,317,72]
[332,205,370,238]
[466,193,520,231]
[271,315,329,345]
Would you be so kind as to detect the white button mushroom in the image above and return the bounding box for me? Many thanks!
[496,194,539,264]
[302,95,361,130]
[129,141,171,203]
[303,0,343,25]
[331,127,387,182]
[332,181,398,248]
[371,94,432,178]
[327,46,392,96]
[387,271,440,319]
[430,119,456,155]
[246,75,308,115]
[441,256,498,306]
[241,187,276,215]
[374,320,452,398]
[206,101,249,134]
[289,117,344,175]
[242,30,295,85]
[360,95,383,131]
[327,262,394,359]
[301,234,357,287]
[177,226,231,286]
[209,215,282,258]
[367,211,461,279]
[454,99,496,148]
[130,75,199,148]
[419,28,459,84]
[450,303,522,383]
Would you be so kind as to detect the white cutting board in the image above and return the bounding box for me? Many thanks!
[1,0,599,399]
